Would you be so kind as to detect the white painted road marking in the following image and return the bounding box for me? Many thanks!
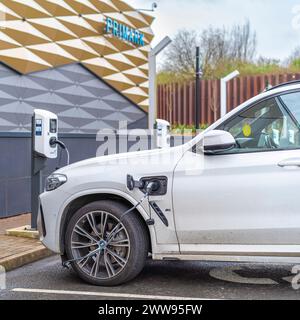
[12,288,213,300]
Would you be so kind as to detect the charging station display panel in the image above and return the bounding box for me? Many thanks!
[35,119,43,136]
[33,109,58,159]
[50,119,57,134]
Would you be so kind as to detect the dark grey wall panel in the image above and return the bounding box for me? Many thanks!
[0,137,31,179]
[0,182,6,217]
[6,178,31,216]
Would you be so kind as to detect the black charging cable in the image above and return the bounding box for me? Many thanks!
[106,182,156,242]
[50,138,70,168]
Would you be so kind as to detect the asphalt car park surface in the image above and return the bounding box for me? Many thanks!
[0,255,300,300]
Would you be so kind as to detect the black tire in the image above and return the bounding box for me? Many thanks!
[65,200,149,286]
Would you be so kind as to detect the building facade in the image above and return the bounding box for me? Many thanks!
[0,0,154,217]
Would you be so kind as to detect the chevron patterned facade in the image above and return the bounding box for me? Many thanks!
[0,0,154,113]
[0,63,147,133]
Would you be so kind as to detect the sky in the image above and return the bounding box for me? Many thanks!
[130,0,300,62]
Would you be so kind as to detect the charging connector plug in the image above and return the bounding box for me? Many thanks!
[50,138,70,166]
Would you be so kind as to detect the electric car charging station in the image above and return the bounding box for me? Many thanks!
[31,110,58,230]
[33,110,58,160]
[155,119,171,149]
[31,109,70,230]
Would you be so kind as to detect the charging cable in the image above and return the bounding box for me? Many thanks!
[50,138,70,167]
[106,182,155,245]
[62,183,156,269]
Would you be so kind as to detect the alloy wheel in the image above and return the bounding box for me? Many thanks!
[70,211,130,280]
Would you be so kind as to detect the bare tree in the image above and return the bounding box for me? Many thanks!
[162,21,257,78]
[229,21,257,61]
[200,26,229,76]
[163,29,198,75]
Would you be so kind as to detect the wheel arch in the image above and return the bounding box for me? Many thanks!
[59,191,153,255]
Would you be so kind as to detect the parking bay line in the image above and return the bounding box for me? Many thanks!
[12,288,212,300]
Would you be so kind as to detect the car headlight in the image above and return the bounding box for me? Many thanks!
[45,174,67,191]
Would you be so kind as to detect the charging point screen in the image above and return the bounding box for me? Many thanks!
[50,119,57,133]
[35,119,42,136]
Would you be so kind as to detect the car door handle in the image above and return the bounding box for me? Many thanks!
[278,158,300,168]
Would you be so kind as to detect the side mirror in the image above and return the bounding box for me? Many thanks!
[202,130,236,154]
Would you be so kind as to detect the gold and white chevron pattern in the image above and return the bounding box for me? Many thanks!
[0,0,154,110]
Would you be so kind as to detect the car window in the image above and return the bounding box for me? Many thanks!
[218,97,300,154]
[280,91,300,125]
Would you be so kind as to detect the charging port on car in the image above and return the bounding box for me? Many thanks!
[140,176,168,196]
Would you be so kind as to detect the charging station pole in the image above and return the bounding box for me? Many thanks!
[31,110,58,230]
[31,116,47,230]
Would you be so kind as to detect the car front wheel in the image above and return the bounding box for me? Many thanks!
[65,200,149,286]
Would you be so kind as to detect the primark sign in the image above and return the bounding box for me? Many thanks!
[105,17,145,46]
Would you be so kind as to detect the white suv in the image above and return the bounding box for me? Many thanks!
[39,81,300,286]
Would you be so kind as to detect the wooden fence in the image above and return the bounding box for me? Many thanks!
[157,73,300,126]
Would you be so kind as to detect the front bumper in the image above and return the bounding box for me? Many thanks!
[38,188,71,254]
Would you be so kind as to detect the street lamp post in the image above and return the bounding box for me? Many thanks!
[220,70,240,118]
[148,36,172,130]
[195,47,202,130]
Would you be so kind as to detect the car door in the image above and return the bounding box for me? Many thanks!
[173,91,300,254]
